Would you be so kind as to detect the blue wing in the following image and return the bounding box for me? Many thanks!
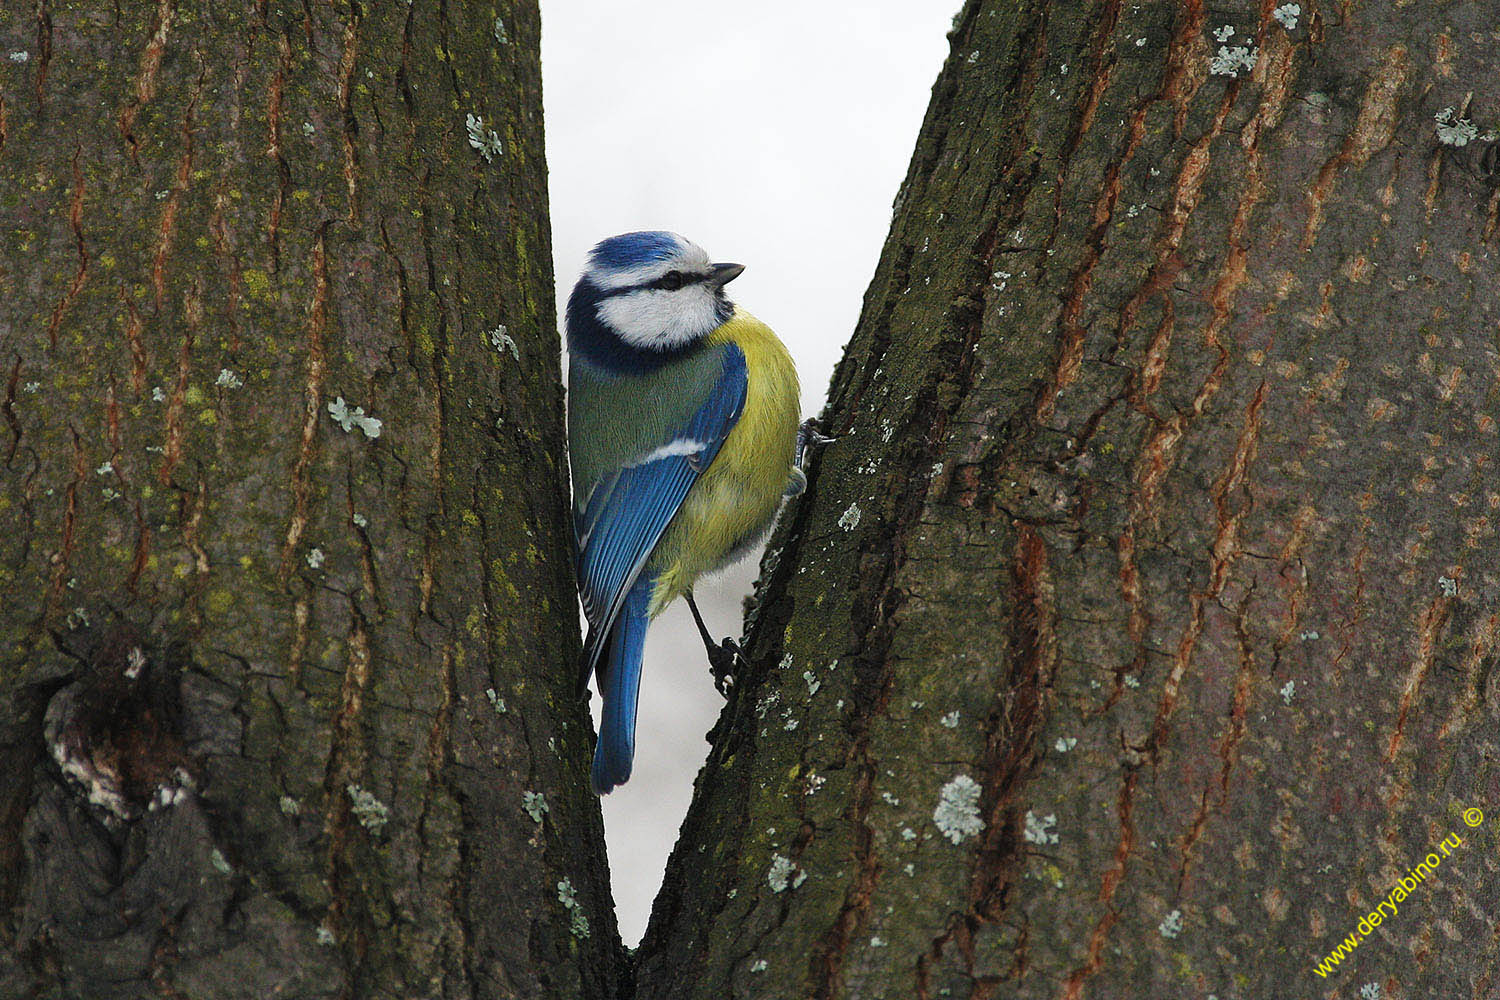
[574,344,747,690]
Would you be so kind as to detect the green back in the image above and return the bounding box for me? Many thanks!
[567,344,728,512]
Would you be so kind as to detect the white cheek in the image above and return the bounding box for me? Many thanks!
[597,287,722,349]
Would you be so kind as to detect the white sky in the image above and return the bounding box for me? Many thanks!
[542,0,958,946]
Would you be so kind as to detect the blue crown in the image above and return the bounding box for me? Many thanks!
[587,231,684,271]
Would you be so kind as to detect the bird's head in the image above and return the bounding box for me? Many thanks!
[567,231,744,369]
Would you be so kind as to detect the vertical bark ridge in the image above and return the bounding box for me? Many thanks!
[639,1,1500,997]
[0,3,625,997]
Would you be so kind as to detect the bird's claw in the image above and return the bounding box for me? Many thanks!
[708,638,744,697]
[794,418,837,471]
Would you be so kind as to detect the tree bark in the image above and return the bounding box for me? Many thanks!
[0,3,624,998]
[638,2,1500,998]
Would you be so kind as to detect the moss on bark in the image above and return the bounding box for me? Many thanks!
[0,3,624,997]
[639,2,1500,998]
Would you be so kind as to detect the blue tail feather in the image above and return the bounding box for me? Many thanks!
[591,577,653,794]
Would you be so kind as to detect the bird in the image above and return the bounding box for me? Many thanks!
[566,230,813,794]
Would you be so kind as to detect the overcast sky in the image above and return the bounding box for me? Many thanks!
[542,0,958,945]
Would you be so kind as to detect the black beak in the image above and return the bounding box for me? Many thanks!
[708,262,745,287]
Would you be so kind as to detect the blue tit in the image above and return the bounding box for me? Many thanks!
[567,231,802,794]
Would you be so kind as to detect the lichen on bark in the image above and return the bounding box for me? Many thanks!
[0,3,624,998]
[638,2,1500,998]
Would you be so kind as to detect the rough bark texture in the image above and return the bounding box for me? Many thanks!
[0,3,624,998]
[639,2,1500,998]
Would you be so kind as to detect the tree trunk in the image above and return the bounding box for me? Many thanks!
[638,2,1500,998]
[0,3,624,998]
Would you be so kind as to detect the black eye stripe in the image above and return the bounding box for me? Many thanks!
[588,270,709,295]
[648,269,707,290]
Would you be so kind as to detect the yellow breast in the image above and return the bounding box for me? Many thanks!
[647,307,801,614]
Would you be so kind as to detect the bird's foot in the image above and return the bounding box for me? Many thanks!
[707,638,744,697]
[794,418,836,471]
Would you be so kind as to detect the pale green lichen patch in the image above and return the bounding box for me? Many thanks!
[489,324,519,360]
[557,879,590,938]
[465,113,504,162]
[328,396,383,438]
[1022,810,1057,845]
[767,853,806,892]
[933,775,984,844]
[1434,107,1480,147]
[346,783,390,835]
